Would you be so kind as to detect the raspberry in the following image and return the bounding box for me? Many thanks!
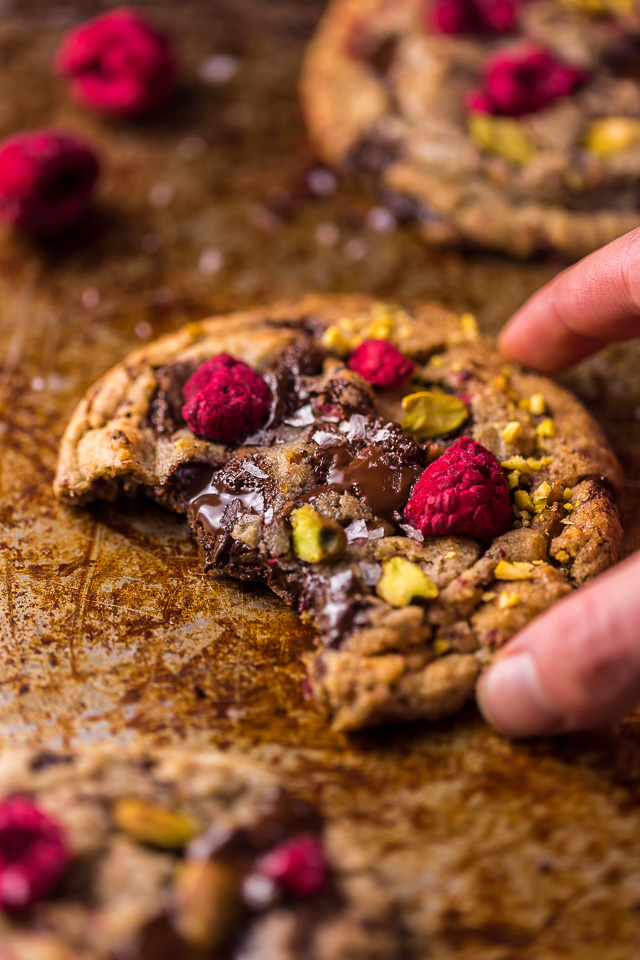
[467,45,586,117]
[182,358,271,444]
[428,0,517,35]
[348,340,415,389]
[55,8,176,118]
[404,437,512,539]
[257,834,329,896]
[0,130,99,236]
[182,354,239,403]
[0,797,70,911]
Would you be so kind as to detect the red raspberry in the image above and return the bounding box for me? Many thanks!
[467,45,586,116]
[404,437,512,539]
[182,354,239,403]
[348,340,415,389]
[428,0,517,35]
[257,834,329,896]
[0,130,99,236]
[0,797,70,911]
[55,8,176,118]
[182,358,271,444]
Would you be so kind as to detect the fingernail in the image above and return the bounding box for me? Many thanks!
[477,652,565,738]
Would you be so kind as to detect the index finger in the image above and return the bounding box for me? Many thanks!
[500,226,640,372]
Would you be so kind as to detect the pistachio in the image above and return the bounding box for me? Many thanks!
[114,798,198,849]
[320,324,360,356]
[173,859,243,949]
[401,391,469,440]
[482,591,497,602]
[432,639,450,656]
[514,490,534,513]
[528,393,547,416]
[376,557,438,607]
[367,317,393,340]
[498,591,521,610]
[585,116,640,155]
[460,312,479,339]
[555,548,571,563]
[536,418,556,438]
[507,470,521,490]
[563,487,573,501]
[290,505,347,564]
[501,420,523,444]
[469,114,534,164]
[494,559,535,581]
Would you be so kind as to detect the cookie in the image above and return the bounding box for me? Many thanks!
[54,295,623,731]
[0,746,400,959]
[301,0,640,257]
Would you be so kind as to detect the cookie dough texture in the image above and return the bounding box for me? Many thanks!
[54,295,623,732]
[0,746,399,960]
[301,0,640,257]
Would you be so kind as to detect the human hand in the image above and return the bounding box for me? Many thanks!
[477,226,640,737]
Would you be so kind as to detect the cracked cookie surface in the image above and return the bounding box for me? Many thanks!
[54,295,623,731]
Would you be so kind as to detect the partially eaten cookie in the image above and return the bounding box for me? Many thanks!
[54,295,623,731]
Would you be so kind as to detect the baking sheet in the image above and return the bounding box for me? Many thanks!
[2,1,640,956]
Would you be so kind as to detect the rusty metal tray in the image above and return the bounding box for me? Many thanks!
[2,1,640,956]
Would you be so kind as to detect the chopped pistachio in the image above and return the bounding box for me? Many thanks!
[563,487,573,501]
[320,325,355,356]
[469,114,535,164]
[501,420,523,444]
[514,490,535,512]
[367,317,393,340]
[432,639,450,657]
[555,549,571,563]
[430,354,443,369]
[563,502,574,512]
[460,312,479,339]
[114,799,198,849]
[507,470,521,490]
[290,505,346,564]
[536,418,556,438]
[492,375,509,393]
[376,557,438,607]
[173,860,242,949]
[532,560,545,565]
[444,550,457,559]
[585,116,640,155]
[533,481,552,503]
[482,591,497,602]
[494,559,535,581]
[401,390,469,439]
[498,591,521,610]
[560,517,574,525]
[529,393,546,415]
[502,455,531,473]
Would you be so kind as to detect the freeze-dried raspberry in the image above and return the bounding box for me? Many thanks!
[428,0,517,35]
[55,8,176,118]
[182,359,271,444]
[467,45,586,116]
[348,340,415,389]
[182,354,239,403]
[0,130,99,236]
[404,437,512,539]
[257,834,329,896]
[0,797,70,911]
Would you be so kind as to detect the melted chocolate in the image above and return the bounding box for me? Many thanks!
[186,467,266,537]
[304,443,422,521]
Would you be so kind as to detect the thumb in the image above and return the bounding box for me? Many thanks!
[476,552,640,737]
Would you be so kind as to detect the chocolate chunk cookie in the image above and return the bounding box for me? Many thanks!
[301,0,640,257]
[54,295,623,731]
[0,746,400,960]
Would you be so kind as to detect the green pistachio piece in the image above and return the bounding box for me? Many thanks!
[376,557,439,607]
[173,859,243,949]
[585,117,640,155]
[469,114,534,164]
[401,391,469,440]
[290,504,347,564]
[114,798,198,849]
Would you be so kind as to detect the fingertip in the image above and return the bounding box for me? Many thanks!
[477,652,565,738]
